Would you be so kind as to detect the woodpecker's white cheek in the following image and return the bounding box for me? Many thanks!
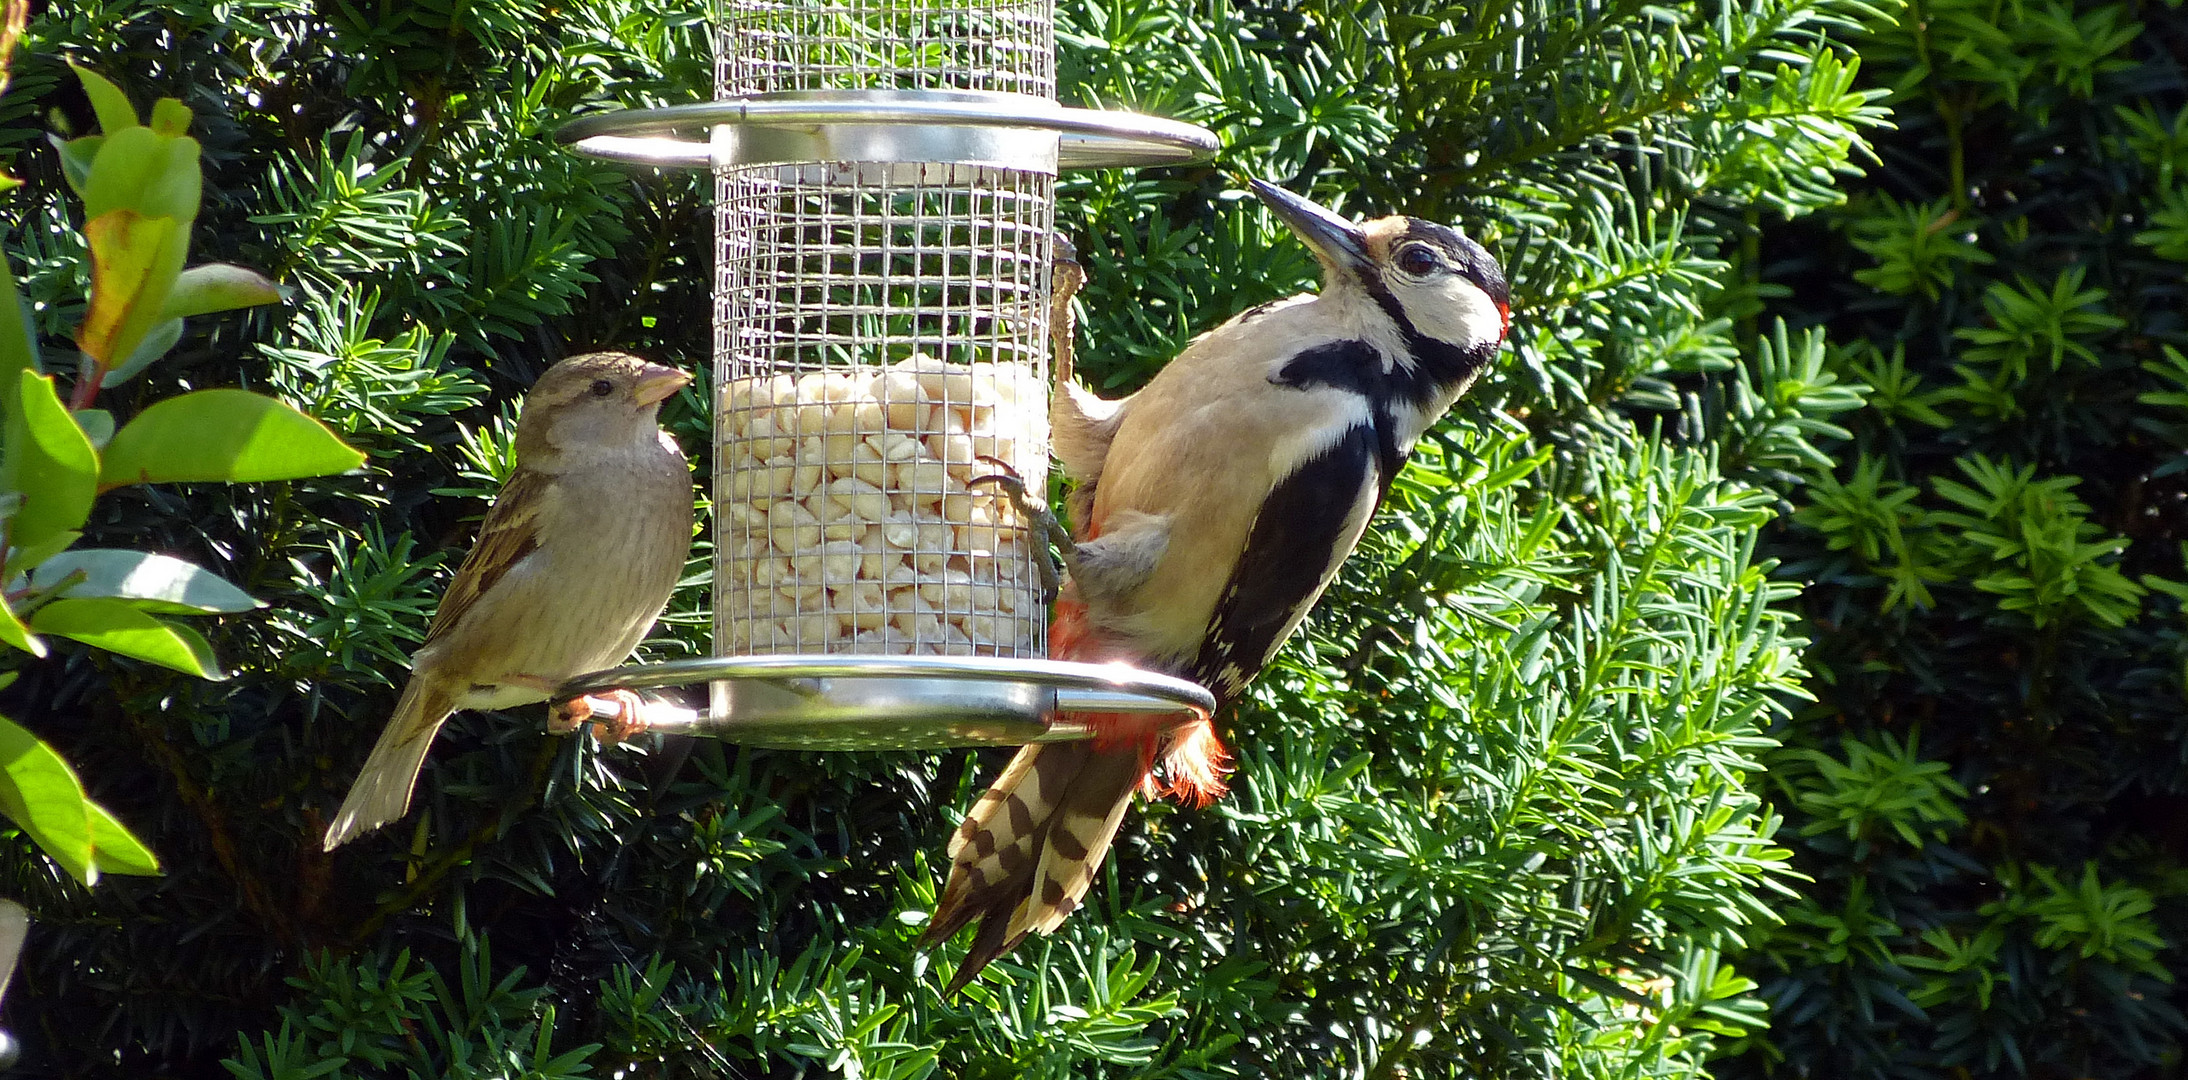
[1401,279,1506,350]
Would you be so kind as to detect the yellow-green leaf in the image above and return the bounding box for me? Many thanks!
[99,389,365,490]
[80,126,166,222]
[31,550,262,614]
[52,133,100,195]
[0,598,42,658]
[8,529,83,574]
[86,801,159,876]
[0,233,31,423]
[0,714,96,885]
[29,597,222,678]
[81,124,200,226]
[77,208,186,370]
[69,63,138,136]
[148,98,190,139]
[0,712,159,884]
[5,371,99,552]
[160,264,284,321]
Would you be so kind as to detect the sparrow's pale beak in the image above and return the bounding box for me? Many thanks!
[1250,179,1371,278]
[633,367,693,407]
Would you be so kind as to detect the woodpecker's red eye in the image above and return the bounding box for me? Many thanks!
[1395,244,1441,276]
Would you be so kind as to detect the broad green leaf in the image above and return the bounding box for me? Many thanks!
[80,126,167,221]
[164,620,222,678]
[0,597,41,658]
[0,240,24,395]
[99,318,181,388]
[5,371,99,552]
[8,529,81,573]
[73,408,114,448]
[70,63,139,137]
[0,714,96,884]
[50,132,100,194]
[77,209,186,371]
[0,245,26,421]
[82,123,200,226]
[160,264,283,321]
[100,389,365,490]
[85,801,159,876]
[30,597,223,678]
[0,247,31,565]
[148,98,191,139]
[0,713,157,883]
[31,550,262,614]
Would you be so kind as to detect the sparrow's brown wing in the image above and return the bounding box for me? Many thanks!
[425,467,549,642]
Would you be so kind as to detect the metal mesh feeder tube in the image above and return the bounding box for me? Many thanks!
[553,0,1218,748]
[714,160,1053,664]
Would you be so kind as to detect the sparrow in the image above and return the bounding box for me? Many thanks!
[322,352,695,851]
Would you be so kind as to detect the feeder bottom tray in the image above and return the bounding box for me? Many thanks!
[554,655,1213,751]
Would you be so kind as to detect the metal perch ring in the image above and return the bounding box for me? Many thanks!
[555,89,1221,172]
[556,654,1214,751]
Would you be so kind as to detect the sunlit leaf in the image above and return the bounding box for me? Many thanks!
[76,208,185,370]
[4,370,98,552]
[99,389,365,490]
[85,801,160,876]
[29,597,223,678]
[31,550,263,614]
[69,62,138,136]
[0,596,40,658]
[0,713,96,884]
[160,263,284,321]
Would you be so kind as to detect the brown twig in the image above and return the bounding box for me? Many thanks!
[125,702,297,944]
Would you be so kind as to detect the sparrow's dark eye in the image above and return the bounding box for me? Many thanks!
[589,379,615,397]
[1395,244,1442,276]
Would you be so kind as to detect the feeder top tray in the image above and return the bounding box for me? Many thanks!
[556,89,1219,172]
[558,654,1214,751]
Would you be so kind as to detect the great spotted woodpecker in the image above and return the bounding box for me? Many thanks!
[922,180,1511,990]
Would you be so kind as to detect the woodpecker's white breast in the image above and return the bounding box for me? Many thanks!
[1079,290,1390,664]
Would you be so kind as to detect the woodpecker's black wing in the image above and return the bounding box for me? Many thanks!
[1188,420,1383,705]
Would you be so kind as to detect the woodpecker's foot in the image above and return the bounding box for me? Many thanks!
[546,688,652,744]
[968,457,1072,598]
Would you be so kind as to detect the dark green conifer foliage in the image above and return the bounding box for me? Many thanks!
[1725,4,2188,1078]
[0,0,1892,1075]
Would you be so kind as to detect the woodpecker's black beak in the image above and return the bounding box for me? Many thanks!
[1250,179,1371,277]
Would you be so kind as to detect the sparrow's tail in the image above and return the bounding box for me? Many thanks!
[322,680,453,851]
[921,734,1150,993]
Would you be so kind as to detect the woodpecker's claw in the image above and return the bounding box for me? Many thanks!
[546,688,652,745]
[968,456,1072,599]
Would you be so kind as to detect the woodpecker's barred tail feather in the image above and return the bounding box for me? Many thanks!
[924,737,1148,993]
[925,182,1509,990]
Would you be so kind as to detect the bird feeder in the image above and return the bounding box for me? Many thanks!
[553,0,1217,748]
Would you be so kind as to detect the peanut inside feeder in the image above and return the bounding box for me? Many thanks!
[717,356,1045,658]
